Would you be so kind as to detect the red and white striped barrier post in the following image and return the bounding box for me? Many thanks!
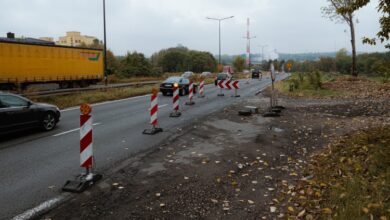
[80,110,93,170]
[199,79,205,98]
[62,103,102,193]
[170,83,181,117]
[217,79,225,96]
[185,80,195,105]
[143,88,163,135]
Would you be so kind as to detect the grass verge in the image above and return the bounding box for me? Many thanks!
[286,126,390,219]
[274,72,341,98]
[29,84,159,109]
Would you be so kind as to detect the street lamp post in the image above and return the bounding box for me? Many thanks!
[103,0,108,86]
[259,44,268,62]
[206,16,234,65]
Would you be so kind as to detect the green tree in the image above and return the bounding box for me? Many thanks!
[119,51,153,77]
[151,46,216,73]
[335,48,352,74]
[322,0,360,76]
[318,57,337,72]
[345,0,389,48]
[233,56,245,72]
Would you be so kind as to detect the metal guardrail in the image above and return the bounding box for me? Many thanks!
[22,80,161,97]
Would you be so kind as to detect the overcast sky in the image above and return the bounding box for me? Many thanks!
[0,0,387,57]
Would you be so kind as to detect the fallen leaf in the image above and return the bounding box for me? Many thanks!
[322,208,332,214]
[270,206,276,213]
[298,209,306,217]
[248,200,255,204]
[288,206,294,212]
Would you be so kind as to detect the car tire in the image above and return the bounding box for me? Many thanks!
[41,112,57,131]
[162,92,167,96]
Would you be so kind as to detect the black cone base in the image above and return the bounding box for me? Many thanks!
[170,112,181,117]
[62,173,102,193]
[143,127,163,135]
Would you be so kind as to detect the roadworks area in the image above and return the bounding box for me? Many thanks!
[41,78,389,220]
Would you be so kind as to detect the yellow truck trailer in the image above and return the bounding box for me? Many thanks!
[0,40,103,90]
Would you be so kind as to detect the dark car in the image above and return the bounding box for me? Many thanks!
[160,77,197,96]
[214,72,232,86]
[252,69,262,79]
[0,92,61,135]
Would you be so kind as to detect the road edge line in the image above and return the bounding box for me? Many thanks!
[12,195,68,220]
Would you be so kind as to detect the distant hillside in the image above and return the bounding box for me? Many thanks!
[278,52,339,61]
[217,52,343,64]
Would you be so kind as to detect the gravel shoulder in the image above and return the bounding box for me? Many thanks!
[41,84,390,219]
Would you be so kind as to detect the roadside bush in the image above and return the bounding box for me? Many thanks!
[307,71,322,90]
[297,72,305,84]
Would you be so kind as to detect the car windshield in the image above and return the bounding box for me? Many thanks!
[164,77,182,83]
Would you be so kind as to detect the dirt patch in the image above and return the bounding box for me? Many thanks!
[41,91,389,219]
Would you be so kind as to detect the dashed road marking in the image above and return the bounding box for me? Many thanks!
[53,123,101,137]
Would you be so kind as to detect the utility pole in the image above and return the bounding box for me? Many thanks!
[103,0,108,86]
[206,16,234,65]
[243,18,256,69]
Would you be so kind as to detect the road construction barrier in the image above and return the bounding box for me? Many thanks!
[199,80,205,98]
[217,79,226,96]
[186,80,195,105]
[170,83,181,117]
[62,103,102,193]
[217,79,240,97]
[143,88,163,135]
[80,108,93,168]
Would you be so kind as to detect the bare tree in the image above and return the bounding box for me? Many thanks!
[322,0,359,77]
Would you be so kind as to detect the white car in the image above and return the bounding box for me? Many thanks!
[181,71,194,78]
[200,71,212,77]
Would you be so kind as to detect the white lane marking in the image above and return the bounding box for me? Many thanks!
[12,195,65,220]
[53,123,101,137]
[61,94,149,112]
[148,104,168,111]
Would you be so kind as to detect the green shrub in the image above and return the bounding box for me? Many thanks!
[307,71,322,90]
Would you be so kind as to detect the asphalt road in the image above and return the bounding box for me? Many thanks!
[0,74,287,219]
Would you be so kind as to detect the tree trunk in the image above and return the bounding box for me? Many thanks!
[349,15,358,77]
